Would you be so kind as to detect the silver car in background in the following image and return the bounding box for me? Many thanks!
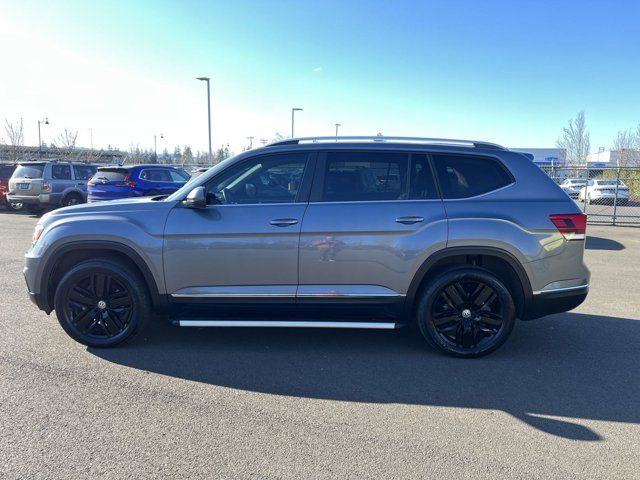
[7,161,97,214]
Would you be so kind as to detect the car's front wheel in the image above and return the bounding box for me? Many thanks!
[54,258,152,347]
[416,267,516,357]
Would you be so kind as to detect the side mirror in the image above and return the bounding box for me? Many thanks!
[183,186,206,208]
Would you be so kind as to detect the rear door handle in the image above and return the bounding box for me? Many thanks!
[395,216,424,225]
[270,218,298,227]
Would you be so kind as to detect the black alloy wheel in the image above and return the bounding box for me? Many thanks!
[54,259,151,347]
[63,273,133,339]
[417,268,516,357]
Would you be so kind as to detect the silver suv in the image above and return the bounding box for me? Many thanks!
[8,161,97,213]
[23,137,590,357]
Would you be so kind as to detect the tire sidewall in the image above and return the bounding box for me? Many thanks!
[417,267,516,358]
[54,259,150,347]
[62,193,82,207]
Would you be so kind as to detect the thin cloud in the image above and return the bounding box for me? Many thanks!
[313,66,322,72]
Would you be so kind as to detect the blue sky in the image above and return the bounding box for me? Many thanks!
[1,0,639,153]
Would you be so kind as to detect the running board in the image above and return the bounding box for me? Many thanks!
[172,320,399,329]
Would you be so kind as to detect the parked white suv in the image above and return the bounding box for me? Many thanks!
[560,178,587,199]
[579,179,630,205]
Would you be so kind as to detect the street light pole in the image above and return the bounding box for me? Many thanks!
[291,107,303,138]
[154,133,164,163]
[38,117,49,158]
[196,77,213,162]
[247,136,254,149]
[335,123,341,139]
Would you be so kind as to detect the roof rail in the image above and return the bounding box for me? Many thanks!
[267,136,507,150]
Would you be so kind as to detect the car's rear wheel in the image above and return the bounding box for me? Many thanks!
[416,267,516,358]
[54,259,152,347]
[26,204,45,214]
[61,192,83,207]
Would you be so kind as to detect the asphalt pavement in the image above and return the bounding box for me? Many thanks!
[1,212,639,479]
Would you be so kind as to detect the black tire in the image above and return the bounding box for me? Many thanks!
[61,192,83,207]
[416,267,516,358]
[26,204,45,214]
[53,258,152,347]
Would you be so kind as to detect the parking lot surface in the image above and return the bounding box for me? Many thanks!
[1,212,639,479]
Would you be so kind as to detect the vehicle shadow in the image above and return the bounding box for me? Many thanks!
[90,312,640,441]
[585,236,625,251]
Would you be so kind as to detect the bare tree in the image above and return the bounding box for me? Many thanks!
[55,128,78,150]
[2,118,25,162]
[556,111,591,166]
[612,129,638,166]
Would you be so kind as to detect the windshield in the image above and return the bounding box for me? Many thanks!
[166,155,237,201]
[14,164,45,179]
[598,180,625,186]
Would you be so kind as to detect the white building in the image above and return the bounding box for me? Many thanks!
[511,148,566,166]
[586,149,640,167]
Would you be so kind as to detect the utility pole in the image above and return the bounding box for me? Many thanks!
[246,136,254,149]
[196,77,213,161]
[335,123,341,139]
[37,117,49,158]
[291,107,303,137]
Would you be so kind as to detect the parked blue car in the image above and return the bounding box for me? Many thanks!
[87,165,190,202]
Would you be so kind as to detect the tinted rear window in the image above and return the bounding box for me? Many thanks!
[14,164,45,179]
[433,154,513,199]
[92,168,129,181]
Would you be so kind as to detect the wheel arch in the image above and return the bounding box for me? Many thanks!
[40,240,167,314]
[404,247,533,320]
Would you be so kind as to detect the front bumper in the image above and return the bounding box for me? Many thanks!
[24,254,51,313]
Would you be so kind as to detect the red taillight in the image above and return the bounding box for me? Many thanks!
[549,213,587,241]
[87,181,96,186]
[114,175,136,187]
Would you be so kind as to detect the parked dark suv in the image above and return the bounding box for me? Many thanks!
[1,163,21,211]
[23,137,589,357]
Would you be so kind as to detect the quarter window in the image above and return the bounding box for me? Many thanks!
[206,153,309,205]
[432,154,512,199]
[321,152,409,202]
[73,165,97,180]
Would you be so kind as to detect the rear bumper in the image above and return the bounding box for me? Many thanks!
[7,193,62,206]
[523,284,588,320]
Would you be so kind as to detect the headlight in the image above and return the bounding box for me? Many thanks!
[32,224,44,244]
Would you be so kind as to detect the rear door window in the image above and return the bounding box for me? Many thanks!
[432,154,513,199]
[51,164,72,180]
[320,151,409,202]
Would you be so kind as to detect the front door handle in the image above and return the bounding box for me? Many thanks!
[395,215,424,225]
[270,218,298,227]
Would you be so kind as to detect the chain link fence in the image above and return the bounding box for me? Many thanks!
[539,165,640,226]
